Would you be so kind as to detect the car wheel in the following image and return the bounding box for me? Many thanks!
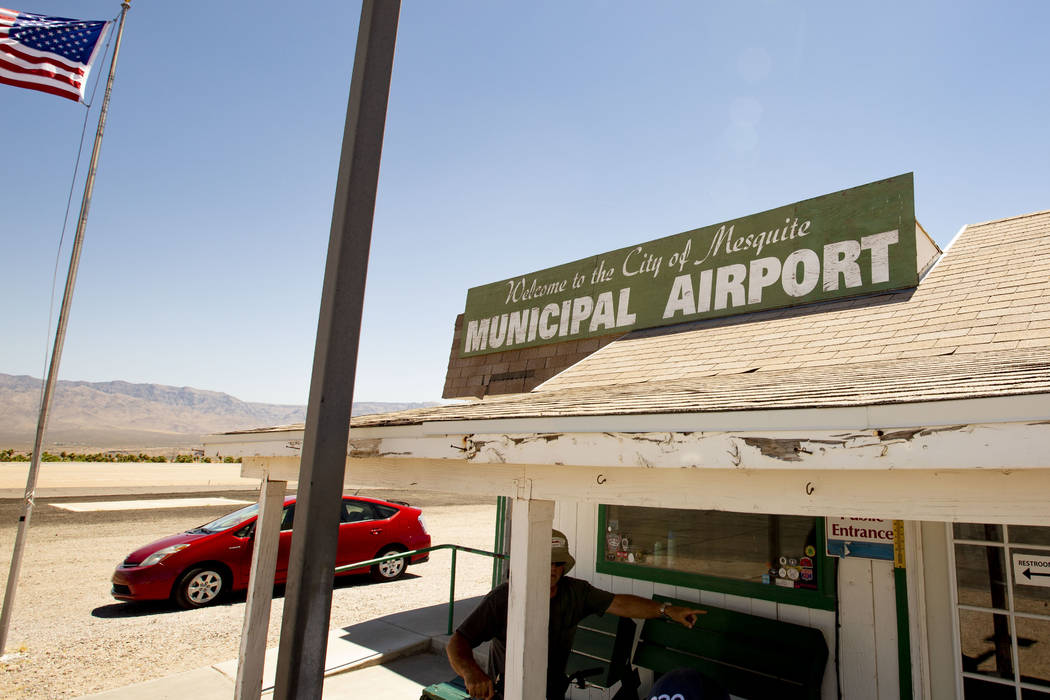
[370,547,407,582]
[174,566,227,609]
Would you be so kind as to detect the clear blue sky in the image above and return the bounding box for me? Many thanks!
[2,1,1048,405]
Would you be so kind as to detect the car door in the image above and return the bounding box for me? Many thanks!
[231,503,296,586]
[227,521,256,585]
[336,499,380,571]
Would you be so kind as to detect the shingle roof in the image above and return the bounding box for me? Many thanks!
[349,209,1050,427]
[538,209,1050,390]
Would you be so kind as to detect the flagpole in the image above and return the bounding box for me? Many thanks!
[0,0,132,656]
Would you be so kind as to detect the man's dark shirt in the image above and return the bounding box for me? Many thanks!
[456,577,615,699]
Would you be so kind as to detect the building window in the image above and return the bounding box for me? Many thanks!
[950,523,1050,698]
[597,505,835,610]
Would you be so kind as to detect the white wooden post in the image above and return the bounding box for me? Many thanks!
[505,493,554,700]
[903,520,932,700]
[235,477,287,700]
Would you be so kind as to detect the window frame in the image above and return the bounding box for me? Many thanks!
[280,503,295,532]
[596,504,837,611]
[373,504,399,520]
[340,499,379,524]
[948,522,1050,697]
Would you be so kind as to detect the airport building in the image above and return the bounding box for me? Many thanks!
[210,175,1050,698]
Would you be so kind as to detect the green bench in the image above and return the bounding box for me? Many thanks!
[422,596,828,700]
[633,595,829,700]
[420,613,636,699]
[564,613,637,691]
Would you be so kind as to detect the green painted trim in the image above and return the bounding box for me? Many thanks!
[491,496,504,588]
[895,567,913,700]
[491,496,510,587]
[815,519,836,602]
[596,505,836,611]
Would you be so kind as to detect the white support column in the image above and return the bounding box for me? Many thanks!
[903,520,931,700]
[235,478,286,700]
[505,495,555,700]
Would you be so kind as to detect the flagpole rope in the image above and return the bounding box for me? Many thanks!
[37,14,120,416]
[2,2,132,655]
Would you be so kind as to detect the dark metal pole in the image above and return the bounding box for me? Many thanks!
[272,1,400,697]
[0,0,132,656]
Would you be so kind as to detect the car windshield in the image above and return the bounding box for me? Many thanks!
[191,503,259,533]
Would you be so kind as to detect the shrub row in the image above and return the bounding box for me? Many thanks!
[0,449,239,464]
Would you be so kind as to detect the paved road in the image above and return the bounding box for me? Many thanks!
[0,486,490,529]
[0,489,260,528]
[0,461,259,498]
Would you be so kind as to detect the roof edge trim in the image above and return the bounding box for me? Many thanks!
[968,208,1050,228]
[410,393,1050,436]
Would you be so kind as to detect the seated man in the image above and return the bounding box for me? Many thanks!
[446,529,705,699]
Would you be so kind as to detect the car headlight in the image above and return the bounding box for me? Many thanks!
[141,544,190,567]
[417,515,429,534]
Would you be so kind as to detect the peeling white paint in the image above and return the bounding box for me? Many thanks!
[319,422,1050,473]
[225,413,1050,526]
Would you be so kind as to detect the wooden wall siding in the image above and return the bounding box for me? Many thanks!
[442,314,624,399]
[555,500,847,700]
[838,558,901,699]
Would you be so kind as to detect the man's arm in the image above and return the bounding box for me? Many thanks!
[446,631,494,700]
[605,594,705,628]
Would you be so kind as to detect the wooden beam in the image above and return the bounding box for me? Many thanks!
[245,420,1050,478]
[244,456,1050,525]
[235,478,286,700]
[241,417,1050,525]
[505,497,554,700]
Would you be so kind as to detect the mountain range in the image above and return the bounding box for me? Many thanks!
[0,373,438,450]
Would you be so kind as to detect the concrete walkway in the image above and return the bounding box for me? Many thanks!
[80,598,481,699]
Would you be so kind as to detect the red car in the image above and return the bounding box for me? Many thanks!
[112,495,431,609]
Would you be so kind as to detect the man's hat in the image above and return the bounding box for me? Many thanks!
[551,530,576,573]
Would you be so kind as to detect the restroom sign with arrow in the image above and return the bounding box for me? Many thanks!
[1012,553,1050,587]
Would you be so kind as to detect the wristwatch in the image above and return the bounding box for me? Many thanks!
[658,602,672,620]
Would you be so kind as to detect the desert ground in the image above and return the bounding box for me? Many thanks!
[0,484,496,699]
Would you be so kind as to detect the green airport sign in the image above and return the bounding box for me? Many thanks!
[461,173,916,357]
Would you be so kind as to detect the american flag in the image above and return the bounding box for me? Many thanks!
[0,7,109,102]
